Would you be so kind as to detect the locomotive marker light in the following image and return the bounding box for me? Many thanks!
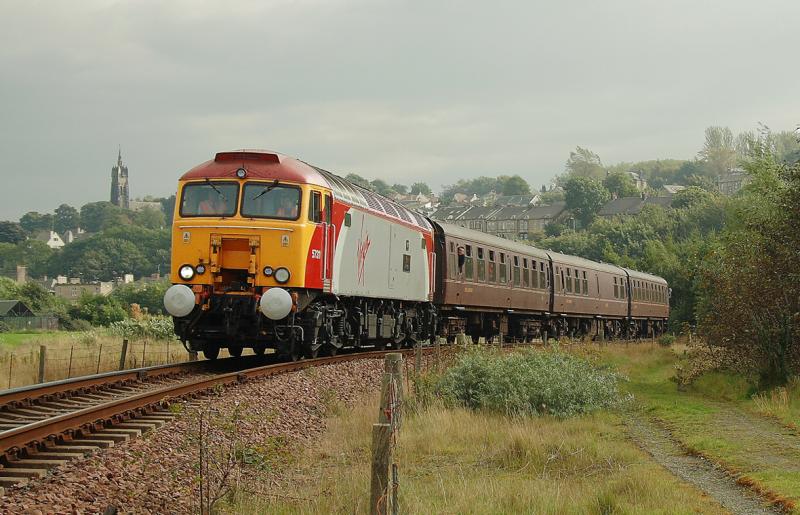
[236,167,247,179]
[274,267,291,284]
[179,264,195,281]
[164,284,196,317]
[196,264,206,274]
[263,266,274,277]
[260,287,293,320]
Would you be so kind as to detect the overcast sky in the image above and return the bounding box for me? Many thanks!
[0,0,797,220]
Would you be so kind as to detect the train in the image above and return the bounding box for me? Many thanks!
[163,149,669,359]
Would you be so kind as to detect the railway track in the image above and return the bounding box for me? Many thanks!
[0,348,423,494]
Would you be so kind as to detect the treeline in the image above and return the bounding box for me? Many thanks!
[0,200,174,282]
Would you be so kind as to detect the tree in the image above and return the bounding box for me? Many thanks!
[565,147,604,179]
[80,201,130,232]
[160,195,176,225]
[111,280,170,315]
[133,206,166,229]
[0,222,26,244]
[69,293,127,326]
[498,175,531,196]
[671,186,713,209]
[697,155,800,387]
[410,182,432,195]
[54,204,80,234]
[698,126,737,177]
[563,176,610,227]
[19,212,54,234]
[369,179,396,196]
[602,172,638,198]
[392,184,408,195]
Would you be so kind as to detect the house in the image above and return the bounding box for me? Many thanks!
[598,196,673,218]
[32,230,65,250]
[430,202,566,240]
[627,171,648,191]
[717,168,750,196]
[62,228,90,244]
[54,281,114,303]
[0,299,58,330]
[492,194,541,207]
[661,185,686,196]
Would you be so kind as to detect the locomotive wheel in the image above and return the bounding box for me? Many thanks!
[228,346,243,358]
[203,344,220,360]
[253,345,266,356]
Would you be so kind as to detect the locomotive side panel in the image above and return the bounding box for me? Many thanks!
[331,207,430,302]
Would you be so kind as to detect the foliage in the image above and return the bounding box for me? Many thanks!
[410,182,432,195]
[79,201,131,232]
[436,348,626,417]
[132,206,165,229]
[19,211,54,234]
[658,334,675,346]
[499,175,531,195]
[564,146,604,179]
[68,293,128,326]
[344,173,372,190]
[0,320,9,333]
[108,316,174,339]
[563,176,610,227]
[696,154,800,386]
[392,183,408,195]
[0,221,26,244]
[53,204,80,234]
[602,171,638,198]
[698,126,738,177]
[111,280,170,315]
[670,186,714,209]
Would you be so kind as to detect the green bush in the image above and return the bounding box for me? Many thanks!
[658,334,676,346]
[0,320,9,333]
[108,316,175,340]
[436,348,627,417]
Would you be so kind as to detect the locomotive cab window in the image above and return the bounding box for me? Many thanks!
[240,183,301,220]
[181,182,239,217]
[308,191,322,223]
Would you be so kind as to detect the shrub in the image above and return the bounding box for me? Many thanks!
[658,334,676,347]
[108,316,175,340]
[436,348,627,417]
[0,320,9,333]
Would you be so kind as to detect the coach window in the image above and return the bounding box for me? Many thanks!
[488,250,497,283]
[539,262,547,290]
[448,244,457,280]
[499,253,508,283]
[464,245,474,280]
[582,271,589,296]
[613,277,619,299]
[566,268,573,293]
[522,258,528,287]
[476,247,486,281]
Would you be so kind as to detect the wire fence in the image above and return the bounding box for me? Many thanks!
[0,338,191,390]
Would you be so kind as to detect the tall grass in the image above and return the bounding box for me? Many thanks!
[435,348,628,417]
[230,400,723,514]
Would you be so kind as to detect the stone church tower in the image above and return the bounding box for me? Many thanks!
[110,148,130,209]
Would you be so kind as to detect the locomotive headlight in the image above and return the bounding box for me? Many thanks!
[274,267,290,284]
[263,266,274,277]
[236,167,247,179]
[195,264,206,275]
[179,265,195,281]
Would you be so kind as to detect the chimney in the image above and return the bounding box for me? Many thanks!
[16,265,27,284]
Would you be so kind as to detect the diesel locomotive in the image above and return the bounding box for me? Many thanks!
[163,150,669,359]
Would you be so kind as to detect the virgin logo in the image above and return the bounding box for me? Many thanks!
[357,218,371,285]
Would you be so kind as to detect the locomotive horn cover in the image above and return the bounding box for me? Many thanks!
[164,284,196,317]
[260,287,292,320]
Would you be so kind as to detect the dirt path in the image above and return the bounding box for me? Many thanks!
[626,414,782,515]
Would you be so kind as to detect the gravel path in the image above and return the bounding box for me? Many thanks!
[626,414,783,515]
[0,357,400,514]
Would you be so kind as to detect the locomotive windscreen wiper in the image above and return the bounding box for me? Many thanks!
[205,178,228,200]
[251,179,280,200]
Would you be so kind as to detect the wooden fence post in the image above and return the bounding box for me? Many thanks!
[38,345,46,383]
[96,343,103,374]
[369,423,391,515]
[67,345,74,378]
[119,339,129,371]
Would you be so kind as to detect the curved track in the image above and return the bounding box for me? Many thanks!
[0,349,422,493]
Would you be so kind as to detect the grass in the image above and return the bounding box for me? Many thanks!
[229,397,723,514]
[589,342,800,509]
[0,330,246,389]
